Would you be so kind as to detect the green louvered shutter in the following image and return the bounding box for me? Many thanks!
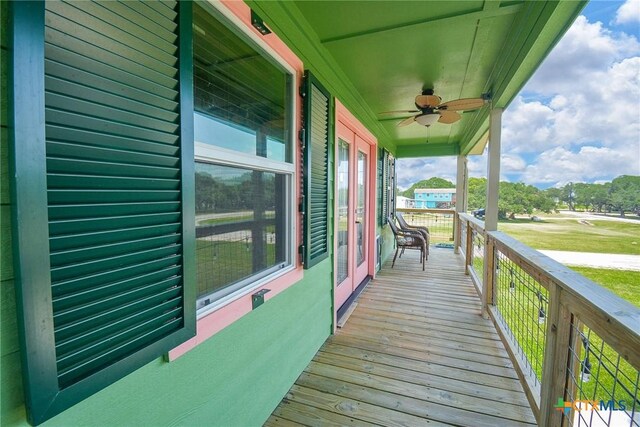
[378,148,388,225]
[301,71,332,268]
[388,154,396,220]
[11,1,195,424]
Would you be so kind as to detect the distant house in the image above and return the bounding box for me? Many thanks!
[396,195,413,208]
[414,188,456,209]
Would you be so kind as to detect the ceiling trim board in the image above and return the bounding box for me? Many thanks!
[395,142,460,159]
[320,3,523,45]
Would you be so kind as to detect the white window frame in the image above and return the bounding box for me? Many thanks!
[194,1,298,318]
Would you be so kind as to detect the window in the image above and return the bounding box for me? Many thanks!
[193,3,295,313]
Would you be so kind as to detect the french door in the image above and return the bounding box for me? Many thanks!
[335,121,372,311]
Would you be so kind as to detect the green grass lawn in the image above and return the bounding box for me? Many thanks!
[196,239,276,298]
[569,266,640,307]
[498,219,640,255]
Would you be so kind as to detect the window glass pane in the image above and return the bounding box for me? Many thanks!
[356,150,366,266]
[336,140,349,284]
[193,4,291,162]
[195,162,288,307]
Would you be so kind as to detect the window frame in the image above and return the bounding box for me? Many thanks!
[192,1,298,318]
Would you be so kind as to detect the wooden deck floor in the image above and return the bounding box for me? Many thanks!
[265,248,536,427]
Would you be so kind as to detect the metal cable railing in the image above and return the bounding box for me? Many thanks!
[456,212,640,426]
[495,250,549,384]
[396,208,455,244]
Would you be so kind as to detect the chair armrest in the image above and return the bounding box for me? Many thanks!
[397,231,426,246]
[407,224,430,235]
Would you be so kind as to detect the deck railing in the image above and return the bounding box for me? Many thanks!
[396,208,455,244]
[457,213,640,427]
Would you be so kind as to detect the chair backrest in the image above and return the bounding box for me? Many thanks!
[396,212,410,229]
[387,215,400,235]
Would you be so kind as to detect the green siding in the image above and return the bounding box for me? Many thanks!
[1,6,332,425]
[1,259,332,426]
[0,1,336,425]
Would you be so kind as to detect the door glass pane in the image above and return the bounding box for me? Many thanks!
[356,150,367,266]
[336,140,349,284]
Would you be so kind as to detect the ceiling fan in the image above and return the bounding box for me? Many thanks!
[380,89,487,127]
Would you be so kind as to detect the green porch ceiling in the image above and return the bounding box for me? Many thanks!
[254,0,586,158]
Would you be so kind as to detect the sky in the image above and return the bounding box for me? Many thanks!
[396,0,640,190]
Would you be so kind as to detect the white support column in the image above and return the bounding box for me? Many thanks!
[454,155,468,254]
[482,108,502,317]
[484,108,502,232]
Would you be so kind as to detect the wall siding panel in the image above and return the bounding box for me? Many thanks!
[0,1,335,425]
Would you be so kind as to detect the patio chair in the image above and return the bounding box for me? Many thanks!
[387,215,426,271]
[396,212,430,260]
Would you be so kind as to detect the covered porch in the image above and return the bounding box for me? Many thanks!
[268,213,640,426]
[268,248,536,426]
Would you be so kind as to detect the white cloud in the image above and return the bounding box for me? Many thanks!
[395,157,457,189]
[525,16,639,94]
[501,154,526,172]
[522,146,640,184]
[614,0,640,25]
[500,15,640,185]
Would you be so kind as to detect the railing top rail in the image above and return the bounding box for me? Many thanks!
[489,230,640,370]
[397,207,456,214]
[458,213,485,233]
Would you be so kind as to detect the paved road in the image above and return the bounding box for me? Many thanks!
[556,210,640,224]
[538,250,640,271]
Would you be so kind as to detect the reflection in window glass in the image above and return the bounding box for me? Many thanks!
[195,162,288,308]
[336,140,349,284]
[356,150,366,266]
[193,4,291,162]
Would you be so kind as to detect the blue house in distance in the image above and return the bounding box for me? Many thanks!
[414,188,456,209]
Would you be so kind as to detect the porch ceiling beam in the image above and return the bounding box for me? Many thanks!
[395,142,459,159]
[319,3,523,45]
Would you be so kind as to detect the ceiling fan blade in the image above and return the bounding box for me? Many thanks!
[397,116,416,127]
[378,110,420,115]
[438,110,461,124]
[439,98,485,111]
[415,94,441,108]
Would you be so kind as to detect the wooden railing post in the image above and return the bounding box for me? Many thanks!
[481,234,496,318]
[539,285,572,427]
[453,213,460,254]
[465,221,473,275]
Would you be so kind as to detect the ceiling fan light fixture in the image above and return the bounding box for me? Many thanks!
[415,114,439,126]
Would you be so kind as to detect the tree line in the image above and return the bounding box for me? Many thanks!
[399,175,640,218]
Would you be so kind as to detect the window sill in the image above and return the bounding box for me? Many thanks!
[167,266,303,361]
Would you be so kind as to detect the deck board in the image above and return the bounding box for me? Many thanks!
[266,248,536,426]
